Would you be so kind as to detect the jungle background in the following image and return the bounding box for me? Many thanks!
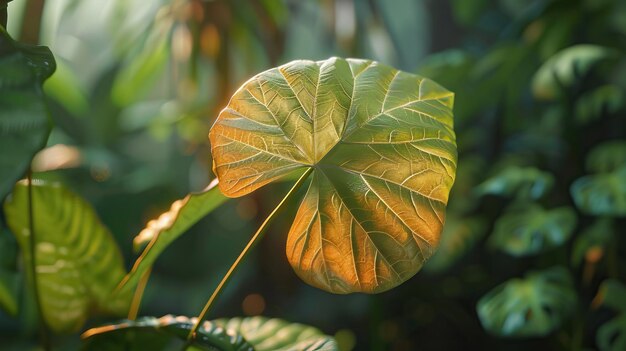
[1,0,625,350]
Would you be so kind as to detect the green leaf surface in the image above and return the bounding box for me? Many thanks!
[489,204,577,256]
[586,140,626,174]
[424,216,486,273]
[114,180,228,299]
[477,267,577,337]
[594,279,626,351]
[0,27,55,200]
[532,45,615,100]
[0,270,17,316]
[3,179,129,333]
[209,57,457,294]
[476,166,554,200]
[575,85,623,125]
[82,315,338,351]
[571,218,613,266]
[571,166,626,217]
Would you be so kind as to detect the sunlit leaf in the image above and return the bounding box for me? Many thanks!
[209,57,457,293]
[0,27,55,200]
[476,166,554,200]
[489,204,577,256]
[532,45,615,100]
[82,315,338,351]
[113,180,228,299]
[586,140,626,174]
[571,166,626,217]
[424,216,486,273]
[477,266,576,337]
[571,218,613,266]
[594,279,626,351]
[3,179,129,333]
[575,85,623,125]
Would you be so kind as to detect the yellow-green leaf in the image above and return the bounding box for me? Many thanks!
[209,57,457,294]
[3,179,129,333]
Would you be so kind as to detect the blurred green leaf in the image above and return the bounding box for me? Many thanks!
[477,266,576,337]
[571,166,626,217]
[0,27,55,200]
[532,45,615,100]
[113,180,228,300]
[425,216,486,273]
[489,204,577,256]
[575,85,623,125]
[82,315,338,351]
[43,59,89,117]
[586,140,626,173]
[594,279,626,351]
[3,179,129,333]
[0,270,17,316]
[476,166,554,200]
[452,0,489,25]
[571,218,613,267]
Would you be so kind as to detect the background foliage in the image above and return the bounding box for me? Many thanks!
[1,0,625,350]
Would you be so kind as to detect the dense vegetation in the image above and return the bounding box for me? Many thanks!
[1,0,625,350]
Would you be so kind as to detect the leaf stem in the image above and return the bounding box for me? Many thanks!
[27,172,51,351]
[183,167,312,348]
[127,267,151,320]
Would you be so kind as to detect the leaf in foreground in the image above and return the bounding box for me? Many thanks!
[3,179,129,333]
[488,204,576,257]
[113,179,228,299]
[82,315,338,351]
[0,27,55,200]
[210,57,457,293]
[594,279,626,351]
[477,266,576,337]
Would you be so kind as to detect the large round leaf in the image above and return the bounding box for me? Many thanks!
[488,204,577,257]
[477,267,577,337]
[3,180,129,332]
[82,315,338,351]
[209,57,457,294]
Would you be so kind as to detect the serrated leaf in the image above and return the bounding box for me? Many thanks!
[3,179,129,333]
[532,45,615,100]
[586,140,626,174]
[594,279,626,351]
[476,166,554,200]
[424,216,486,273]
[488,204,577,257]
[0,27,55,201]
[82,315,338,351]
[477,266,577,337]
[571,166,626,217]
[571,218,613,266]
[209,57,457,294]
[113,180,228,300]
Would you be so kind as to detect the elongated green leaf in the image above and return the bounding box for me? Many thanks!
[424,216,486,273]
[0,27,55,200]
[113,180,228,299]
[532,45,615,100]
[488,204,577,256]
[82,315,338,351]
[571,166,626,217]
[594,279,626,351]
[477,267,577,337]
[3,179,129,333]
[476,166,554,200]
[210,57,457,294]
[571,218,613,266]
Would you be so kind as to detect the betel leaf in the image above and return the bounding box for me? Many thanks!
[475,166,554,200]
[113,179,228,299]
[82,315,338,351]
[477,266,577,337]
[488,204,577,257]
[424,216,486,273]
[532,45,615,100]
[0,27,55,201]
[571,166,626,217]
[594,279,626,351]
[3,179,129,333]
[209,57,457,294]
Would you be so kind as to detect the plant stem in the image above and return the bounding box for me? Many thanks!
[182,167,312,348]
[27,172,51,351]
[127,267,151,320]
